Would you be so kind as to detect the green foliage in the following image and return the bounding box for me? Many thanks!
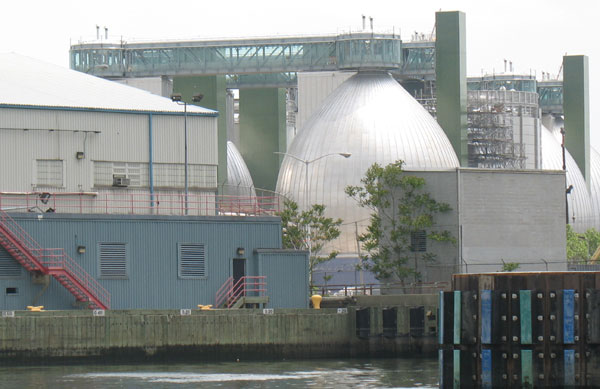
[584,228,600,258]
[345,160,454,283]
[566,225,600,263]
[502,262,520,272]
[277,199,342,284]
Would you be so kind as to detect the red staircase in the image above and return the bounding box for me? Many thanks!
[215,276,267,308]
[0,211,110,309]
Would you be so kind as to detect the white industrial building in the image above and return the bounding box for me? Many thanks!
[0,53,220,215]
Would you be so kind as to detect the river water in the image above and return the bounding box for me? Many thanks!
[0,358,438,388]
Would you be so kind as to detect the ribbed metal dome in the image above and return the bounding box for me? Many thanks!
[590,147,600,230]
[540,125,593,232]
[224,141,256,197]
[276,71,459,255]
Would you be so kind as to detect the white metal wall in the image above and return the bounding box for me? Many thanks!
[0,107,218,193]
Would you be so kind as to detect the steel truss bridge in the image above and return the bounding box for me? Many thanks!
[70,33,435,88]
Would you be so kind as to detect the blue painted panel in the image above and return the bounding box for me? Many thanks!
[481,289,492,344]
[564,349,575,386]
[564,289,575,344]
[257,250,308,308]
[439,291,444,345]
[481,349,492,388]
[439,349,444,387]
[453,290,461,345]
[453,349,460,389]
[521,350,533,386]
[520,290,532,344]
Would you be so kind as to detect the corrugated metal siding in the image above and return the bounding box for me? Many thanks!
[0,107,217,193]
[258,250,309,308]
[0,246,22,278]
[2,213,283,310]
[152,115,217,165]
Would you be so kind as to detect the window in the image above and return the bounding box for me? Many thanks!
[410,230,427,252]
[36,159,63,187]
[93,161,149,187]
[0,249,22,278]
[5,287,18,295]
[154,163,217,189]
[98,243,127,278]
[178,243,206,278]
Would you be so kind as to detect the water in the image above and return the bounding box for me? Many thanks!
[0,358,438,388]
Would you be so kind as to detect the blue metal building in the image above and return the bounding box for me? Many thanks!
[0,213,308,310]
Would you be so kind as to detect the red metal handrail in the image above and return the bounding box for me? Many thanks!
[0,192,281,217]
[215,276,267,308]
[0,211,43,253]
[33,248,111,309]
[215,276,233,308]
[0,210,110,309]
[226,276,267,308]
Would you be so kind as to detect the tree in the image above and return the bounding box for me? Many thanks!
[277,199,342,285]
[502,262,520,272]
[345,160,454,283]
[566,225,600,263]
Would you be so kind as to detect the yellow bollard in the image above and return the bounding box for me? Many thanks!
[310,295,322,310]
[26,306,44,312]
[197,304,213,310]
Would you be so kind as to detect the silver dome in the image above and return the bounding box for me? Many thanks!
[224,141,256,197]
[541,125,593,232]
[276,71,459,255]
[589,147,600,230]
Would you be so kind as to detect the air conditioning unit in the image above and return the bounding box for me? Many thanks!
[112,175,130,187]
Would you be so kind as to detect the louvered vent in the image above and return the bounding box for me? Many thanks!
[178,243,206,278]
[0,248,22,278]
[410,230,427,253]
[99,243,127,277]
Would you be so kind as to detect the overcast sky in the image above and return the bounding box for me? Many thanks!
[2,0,598,147]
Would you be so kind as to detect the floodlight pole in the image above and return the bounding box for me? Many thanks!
[172,93,203,216]
[184,101,188,215]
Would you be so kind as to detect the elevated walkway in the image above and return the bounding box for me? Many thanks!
[70,33,435,85]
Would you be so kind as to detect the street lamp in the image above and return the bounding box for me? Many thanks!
[171,93,204,215]
[275,151,351,259]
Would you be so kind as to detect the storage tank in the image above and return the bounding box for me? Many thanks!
[540,125,593,232]
[224,141,256,198]
[276,71,459,255]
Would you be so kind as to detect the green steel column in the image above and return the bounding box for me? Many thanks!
[563,55,590,187]
[435,11,468,166]
[173,75,228,190]
[239,88,287,191]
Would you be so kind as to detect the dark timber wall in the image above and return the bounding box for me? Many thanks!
[440,272,600,388]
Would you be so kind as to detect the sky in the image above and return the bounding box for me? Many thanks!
[2,0,599,147]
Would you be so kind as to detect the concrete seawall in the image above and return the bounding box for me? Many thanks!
[0,296,439,364]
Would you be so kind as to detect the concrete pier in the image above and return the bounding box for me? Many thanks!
[0,296,438,364]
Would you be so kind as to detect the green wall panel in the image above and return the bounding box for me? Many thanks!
[239,88,286,191]
[173,75,228,189]
[435,11,468,166]
[563,55,590,187]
